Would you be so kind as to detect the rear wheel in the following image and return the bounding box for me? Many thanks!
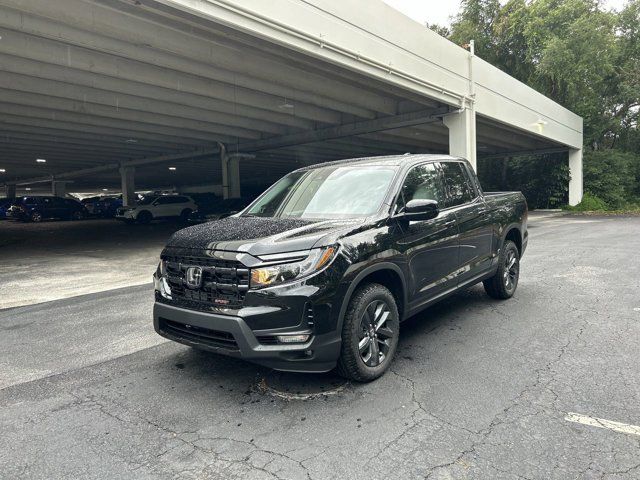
[337,283,399,382]
[483,240,520,299]
[137,210,152,224]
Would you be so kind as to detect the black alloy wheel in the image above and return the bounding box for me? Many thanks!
[358,300,394,367]
[337,283,400,382]
[483,240,520,299]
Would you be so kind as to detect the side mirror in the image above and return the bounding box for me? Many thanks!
[400,199,439,221]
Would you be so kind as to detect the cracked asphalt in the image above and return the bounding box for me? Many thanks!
[1,213,640,479]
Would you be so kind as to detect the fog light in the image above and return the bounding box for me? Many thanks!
[276,334,310,344]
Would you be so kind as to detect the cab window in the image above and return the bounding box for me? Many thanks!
[396,163,445,213]
[441,162,475,207]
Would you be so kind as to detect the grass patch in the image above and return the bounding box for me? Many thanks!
[564,193,640,215]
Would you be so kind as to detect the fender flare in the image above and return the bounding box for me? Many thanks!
[336,262,408,331]
[500,223,522,252]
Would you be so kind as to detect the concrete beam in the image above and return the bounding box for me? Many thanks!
[0,10,379,118]
[4,110,447,186]
[0,90,264,140]
[239,108,449,152]
[568,148,583,206]
[443,108,477,170]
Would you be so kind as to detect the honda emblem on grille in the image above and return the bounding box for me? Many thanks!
[185,266,203,289]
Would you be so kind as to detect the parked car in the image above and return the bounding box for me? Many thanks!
[116,194,196,224]
[0,198,14,220]
[9,196,87,222]
[95,195,123,218]
[81,196,101,216]
[187,198,250,224]
[153,155,528,382]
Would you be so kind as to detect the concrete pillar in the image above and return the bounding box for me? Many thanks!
[52,180,67,197]
[119,166,136,207]
[5,184,16,199]
[219,143,241,199]
[568,148,583,206]
[443,107,477,171]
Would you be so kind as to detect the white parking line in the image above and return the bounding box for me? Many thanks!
[565,412,640,437]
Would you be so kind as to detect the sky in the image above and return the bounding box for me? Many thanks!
[383,0,629,27]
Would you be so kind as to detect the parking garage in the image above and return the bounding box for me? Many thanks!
[7,3,640,479]
[0,0,583,206]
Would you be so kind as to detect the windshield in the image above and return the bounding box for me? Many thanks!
[244,165,396,219]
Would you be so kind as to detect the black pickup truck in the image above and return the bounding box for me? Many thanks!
[153,155,528,381]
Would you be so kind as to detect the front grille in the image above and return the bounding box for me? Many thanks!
[159,318,239,351]
[163,255,250,311]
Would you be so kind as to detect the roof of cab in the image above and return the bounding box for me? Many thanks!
[297,154,463,171]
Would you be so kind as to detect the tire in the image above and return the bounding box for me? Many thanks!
[483,240,520,299]
[180,208,192,222]
[71,210,83,221]
[336,283,400,382]
[31,211,43,223]
[137,210,152,224]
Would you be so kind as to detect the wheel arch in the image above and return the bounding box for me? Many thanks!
[337,263,407,331]
[137,209,152,219]
[502,225,522,255]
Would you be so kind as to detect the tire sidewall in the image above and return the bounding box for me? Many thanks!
[137,211,152,224]
[343,284,400,381]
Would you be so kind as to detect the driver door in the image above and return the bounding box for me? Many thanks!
[393,162,460,309]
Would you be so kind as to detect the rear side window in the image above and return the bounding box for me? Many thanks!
[441,162,475,207]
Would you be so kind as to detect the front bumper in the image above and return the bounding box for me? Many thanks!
[154,302,341,372]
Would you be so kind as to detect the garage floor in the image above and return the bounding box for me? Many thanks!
[1,213,640,479]
[0,219,180,309]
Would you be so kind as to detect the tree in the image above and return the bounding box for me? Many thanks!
[442,0,640,209]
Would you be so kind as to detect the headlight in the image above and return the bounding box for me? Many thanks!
[250,246,337,289]
[156,259,167,277]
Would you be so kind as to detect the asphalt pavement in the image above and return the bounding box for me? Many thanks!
[1,213,640,479]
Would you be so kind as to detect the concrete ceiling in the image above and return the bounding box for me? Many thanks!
[0,0,563,194]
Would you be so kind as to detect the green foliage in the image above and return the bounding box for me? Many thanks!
[439,0,640,210]
[582,150,640,208]
[477,154,569,209]
[564,193,609,211]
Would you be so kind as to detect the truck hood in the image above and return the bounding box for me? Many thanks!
[165,215,366,256]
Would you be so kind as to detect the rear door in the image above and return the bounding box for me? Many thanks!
[440,161,494,285]
[393,162,460,308]
[152,196,174,217]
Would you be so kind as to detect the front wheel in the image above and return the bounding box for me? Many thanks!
[337,283,399,382]
[137,211,152,224]
[483,240,520,299]
[71,210,84,221]
[30,211,43,223]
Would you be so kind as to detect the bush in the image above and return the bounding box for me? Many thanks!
[565,193,609,211]
[582,150,640,209]
[477,152,569,209]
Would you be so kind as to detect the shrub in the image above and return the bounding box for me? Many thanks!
[565,193,609,211]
